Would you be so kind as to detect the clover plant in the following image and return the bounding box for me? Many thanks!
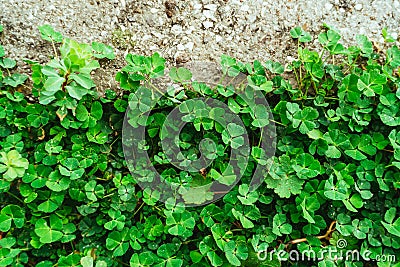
[0,24,399,267]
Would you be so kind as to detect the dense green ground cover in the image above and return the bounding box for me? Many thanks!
[0,24,400,266]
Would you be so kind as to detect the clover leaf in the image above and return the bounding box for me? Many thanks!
[290,27,312,42]
[0,205,25,232]
[34,215,63,244]
[0,150,29,181]
[106,228,130,257]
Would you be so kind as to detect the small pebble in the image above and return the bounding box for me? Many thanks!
[204,4,217,11]
[240,4,249,12]
[193,3,202,10]
[177,44,185,50]
[171,24,183,34]
[325,3,333,11]
[203,20,213,29]
[185,42,194,51]
[1,0,398,91]
[203,10,215,20]
[354,4,363,11]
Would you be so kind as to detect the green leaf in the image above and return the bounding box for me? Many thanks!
[66,84,89,100]
[86,124,109,144]
[106,228,130,257]
[224,240,248,266]
[272,214,292,236]
[37,192,64,213]
[69,73,95,89]
[0,205,25,232]
[222,123,246,149]
[38,25,63,43]
[382,215,400,237]
[324,177,347,200]
[210,166,237,186]
[384,208,397,224]
[290,27,312,42]
[264,60,284,74]
[169,67,192,82]
[34,217,63,244]
[80,256,94,267]
[0,150,29,181]
[190,251,203,263]
[91,101,103,120]
[356,35,373,56]
[319,30,341,47]
[42,76,65,96]
[92,42,115,59]
[386,45,400,68]
[76,104,89,121]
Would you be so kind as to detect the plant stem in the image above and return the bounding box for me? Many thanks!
[133,202,144,217]
[51,40,59,60]
[7,191,24,204]
[285,220,336,247]
[270,119,286,126]
[258,128,264,147]
[146,80,164,96]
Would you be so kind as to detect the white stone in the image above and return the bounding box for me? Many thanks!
[215,35,223,43]
[150,8,158,14]
[186,26,195,34]
[240,4,249,12]
[203,9,215,20]
[204,4,217,11]
[177,44,185,50]
[185,41,194,51]
[152,32,163,38]
[247,14,257,23]
[354,4,363,10]
[325,3,333,11]
[171,24,183,34]
[203,20,213,29]
[193,3,203,10]
[120,0,126,9]
[142,34,152,41]
[286,56,296,63]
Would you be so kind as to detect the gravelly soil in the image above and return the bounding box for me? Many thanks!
[0,0,399,90]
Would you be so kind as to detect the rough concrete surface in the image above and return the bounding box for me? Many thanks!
[0,0,399,90]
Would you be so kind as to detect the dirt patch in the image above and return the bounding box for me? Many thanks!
[0,0,399,91]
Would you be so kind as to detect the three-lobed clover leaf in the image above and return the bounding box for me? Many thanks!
[0,150,29,181]
[38,25,63,43]
[272,214,292,236]
[221,123,245,149]
[106,228,130,257]
[381,207,400,237]
[34,215,64,244]
[223,240,248,266]
[290,26,312,42]
[0,205,25,232]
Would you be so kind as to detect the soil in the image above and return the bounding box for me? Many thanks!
[0,0,399,91]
